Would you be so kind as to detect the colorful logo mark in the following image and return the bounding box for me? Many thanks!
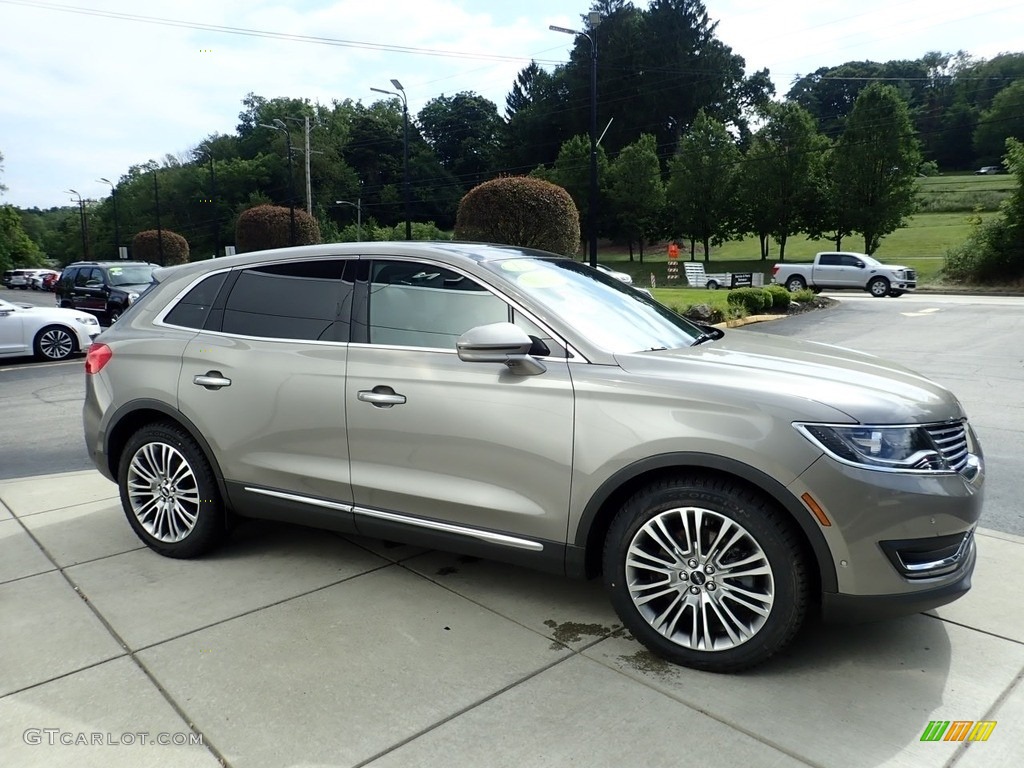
[920,720,997,742]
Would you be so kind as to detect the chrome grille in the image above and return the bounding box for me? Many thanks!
[925,421,969,472]
[904,269,917,281]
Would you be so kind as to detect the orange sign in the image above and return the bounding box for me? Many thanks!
[668,243,679,260]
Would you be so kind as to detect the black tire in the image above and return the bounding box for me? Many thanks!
[118,422,226,558]
[784,276,806,293]
[33,325,77,361]
[888,290,905,298]
[107,306,123,325]
[706,281,719,290]
[867,277,890,297]
[603,475,809,673]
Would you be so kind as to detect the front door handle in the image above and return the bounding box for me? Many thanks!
[357,388,406,407]
[193,372,232,390]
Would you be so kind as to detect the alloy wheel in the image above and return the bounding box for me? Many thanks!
[126,442,201,543]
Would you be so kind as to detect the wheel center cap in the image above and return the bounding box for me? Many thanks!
[690,571,707,586]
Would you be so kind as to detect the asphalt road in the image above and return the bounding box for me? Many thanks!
[2,288,1021,536]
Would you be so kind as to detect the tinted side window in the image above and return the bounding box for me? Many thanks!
[817,254,840,266]
[840,255,862,267]
[164,273,229,329]
[72,268,91,287]
[367,260,508,349]
[221,259,352,341]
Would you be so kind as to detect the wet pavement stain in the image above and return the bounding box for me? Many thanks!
[436,566,458,576]
[618,649,679,677]
[543,619,615,648]
[457,555,481,564]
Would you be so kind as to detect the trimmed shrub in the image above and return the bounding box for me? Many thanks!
[727,287,770,314]
[454,176,580,256]
[791,288,816,303]
[132,229,189,265]
[235,204,322,253]
[764,284,792,311]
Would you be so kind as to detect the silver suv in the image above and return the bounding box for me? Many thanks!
[83,242,984,672]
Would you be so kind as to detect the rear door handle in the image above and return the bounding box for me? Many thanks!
[193,372,232,390]
[357,388,406,407]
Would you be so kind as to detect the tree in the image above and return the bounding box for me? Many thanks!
[831,84,921,254]
[974,81,1024,165]
[235,204,322,253]
[607,134,664,262]
[454,177,579,255]
[417,92,503,190]
[665,111,740,261]
[532,134,610,243]
[0,205,45,271]
[132,229,189,265]
[0,149,7,196]
[744,103,827,260]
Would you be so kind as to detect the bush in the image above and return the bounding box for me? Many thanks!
[235,204,321,253]
[791,288,816,303]
[131,229,189,265]
[727,287,771,314]
[454,176,580,255]
[679,303,725,324]
[764,284,792,311]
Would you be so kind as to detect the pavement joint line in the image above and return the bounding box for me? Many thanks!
[922,612,1024,647]
[1,512,232,768]
[589,650,825,768]
[944,661,1024,768]
[0,490,120,519]
[391,557,623,651]
[349,646,586,768]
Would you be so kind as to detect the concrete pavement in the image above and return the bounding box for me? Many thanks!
[1,469,1022,768]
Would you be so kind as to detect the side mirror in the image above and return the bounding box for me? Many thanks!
[854,261,865,268]
[456,322,546,376]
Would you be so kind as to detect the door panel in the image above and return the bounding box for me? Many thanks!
[345,345,575,543]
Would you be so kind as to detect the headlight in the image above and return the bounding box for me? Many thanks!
[128,292,140,304]
[75,316,99,326]
[795,423,950,472]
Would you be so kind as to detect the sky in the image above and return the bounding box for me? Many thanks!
[1,0,1021,210]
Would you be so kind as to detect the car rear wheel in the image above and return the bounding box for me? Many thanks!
[33,325,76,361]
[603,475,809,673]
[784,276,806,292]
[868,277,890,297]
[107,307,122,325]
[118,422,226,558]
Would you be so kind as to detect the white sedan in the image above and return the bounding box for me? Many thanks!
[0,298,101,361]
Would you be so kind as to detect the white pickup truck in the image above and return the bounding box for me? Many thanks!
[772,252,917,297]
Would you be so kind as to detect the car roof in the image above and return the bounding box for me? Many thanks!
[152,241,567,283]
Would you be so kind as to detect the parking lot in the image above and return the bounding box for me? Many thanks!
[2,291,1023,767]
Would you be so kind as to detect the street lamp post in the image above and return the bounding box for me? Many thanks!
[153,171,164,266]
[200,144,220,258]
[259,119,297,246]
[335,199,362,242]
[97,178,120,258]
[65,189,89,260]
[551,13,602,267]
[371,80,411,240]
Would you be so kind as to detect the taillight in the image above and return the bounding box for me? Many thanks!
[85,343,112,374]
[771,265,779,275]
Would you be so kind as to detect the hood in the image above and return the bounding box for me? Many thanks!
[614,330,963,425]
[111,282,152,293]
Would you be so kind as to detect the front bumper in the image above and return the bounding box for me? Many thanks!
[788,451,983,621]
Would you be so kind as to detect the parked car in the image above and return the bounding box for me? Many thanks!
[40,271,61,292]
[772,252,916,297]
[4,268,35,290]
[55,261,156,324]
[83,242,983,672]
[0,298,101,361]
[974,165,1004,175]
[28,269,61,291]
[595,263,634,284]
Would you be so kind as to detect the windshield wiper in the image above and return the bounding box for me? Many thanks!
[690,326,724,346]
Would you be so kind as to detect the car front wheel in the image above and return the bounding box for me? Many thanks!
[33,325,76,361]
[868,277,890,297]
[118,422,226,558]
[603,475,809,673]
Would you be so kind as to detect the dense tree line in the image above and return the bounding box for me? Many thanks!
[2,0,1022,271]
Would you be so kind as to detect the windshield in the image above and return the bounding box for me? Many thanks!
[106,265,155,286]
[484,258,703,353]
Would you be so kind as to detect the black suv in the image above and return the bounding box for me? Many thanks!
[55,261,156,324]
